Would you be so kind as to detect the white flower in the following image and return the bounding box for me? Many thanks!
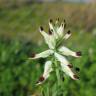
[29,19,81,85]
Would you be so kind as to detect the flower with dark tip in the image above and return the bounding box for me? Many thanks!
[31,53,36,58]
[67,64,73,68]
[76,51,82,56]
[75,67,80,72]
[29,18,82,85]
[48,29,53,35]
[67,30,71,34]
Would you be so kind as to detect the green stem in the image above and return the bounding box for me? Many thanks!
[54,58,61,86]
[46,83,50,96]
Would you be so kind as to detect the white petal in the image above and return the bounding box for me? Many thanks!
[54,52,69,65]
[63,30,71,40]
[39,27,56,49]
[54,52,79,80]
[29,50,54,59]
[39,27,50,45]
[57,21,65,37]
[55,18,59,24]
[43,61,52,79]
[59,46,81,57]
[61,62,78,80]
[48,33,56,49]
[49,20,58,39]
[36,61,52,85]
[49,20,55,32]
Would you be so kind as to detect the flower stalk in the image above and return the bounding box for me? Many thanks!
[54,57,61,86]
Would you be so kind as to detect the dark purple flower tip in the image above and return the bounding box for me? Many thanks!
[62,77,65,81]
[31,53,36,58]
[62,23,64,27]
[50,19,53,23]
[40,26,44,31]
[64,23,66,28]
[56,18,59,21]
[36,76,45,84]
[75,67,80,72]
[39,76,45,82]
[67,30,71,34]
[68,64,73,68]
[73,75,79,80]
[48,29,53,35]
[76,51,82,56]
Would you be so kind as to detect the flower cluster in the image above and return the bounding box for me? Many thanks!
[29,18,82,85]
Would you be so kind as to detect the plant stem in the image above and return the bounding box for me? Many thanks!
[46,83,50,96]
[54,58,61,87]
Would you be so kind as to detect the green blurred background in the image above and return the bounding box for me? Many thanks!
[0,0,96,96]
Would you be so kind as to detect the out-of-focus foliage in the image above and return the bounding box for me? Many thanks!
[0,2,96,96]
[0,3,96,42]
[0,38,38,96]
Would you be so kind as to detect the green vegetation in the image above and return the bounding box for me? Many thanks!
[0,3,96,96]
